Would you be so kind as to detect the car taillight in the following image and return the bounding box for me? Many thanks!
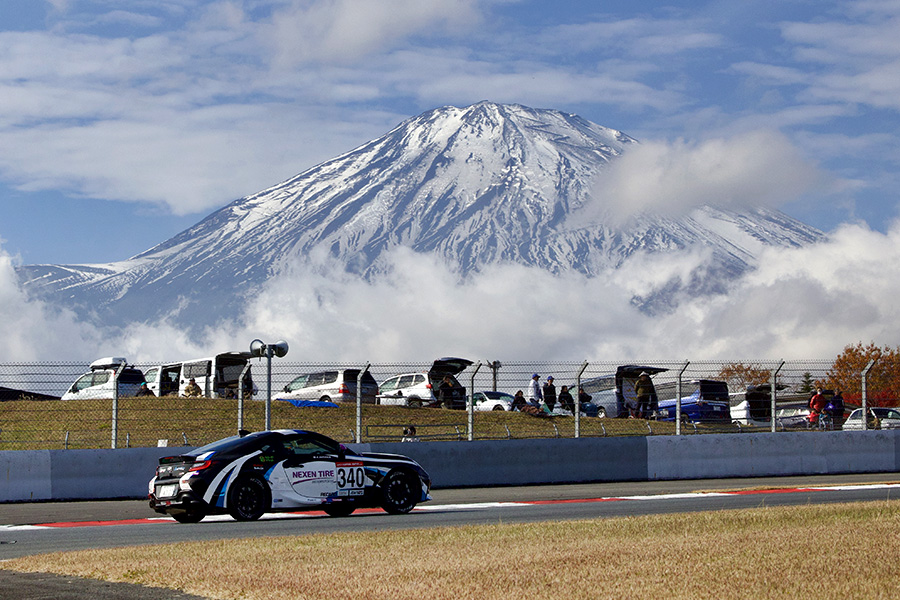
[338,384,350,394]
[189,460,214,471]
[426,383,432,389]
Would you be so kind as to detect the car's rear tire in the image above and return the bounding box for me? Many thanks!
[380,470,419,515]
[408,398,423,408]
[172,509,205,523]
[492,405,505,411]
[227,476,269,521]
[323,503,356,518]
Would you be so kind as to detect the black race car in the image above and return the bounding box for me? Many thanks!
[148,429,431,523]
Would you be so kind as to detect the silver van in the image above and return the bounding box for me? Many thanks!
[281,369,378,404]
[61,357,146,400]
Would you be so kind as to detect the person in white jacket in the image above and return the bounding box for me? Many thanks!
[527,373,543,408]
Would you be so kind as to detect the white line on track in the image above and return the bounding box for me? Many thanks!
[3,483,898,531]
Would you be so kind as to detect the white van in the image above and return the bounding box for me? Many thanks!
[62,357,146,400]
[176,352,255,398]
[143,362,183,397]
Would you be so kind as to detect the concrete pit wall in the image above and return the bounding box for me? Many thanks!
[1,430,898,503]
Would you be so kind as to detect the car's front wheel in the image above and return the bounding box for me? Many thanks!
[324,503,356,518]
[171,509,205,523]
[227,476,270,521]
[380,470,420,515]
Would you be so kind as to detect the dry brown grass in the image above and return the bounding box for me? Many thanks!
[0,397,703,450]
[4,501,900,599]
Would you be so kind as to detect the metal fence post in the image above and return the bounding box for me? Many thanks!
[676,361,690,436]
[238,362,252,433]
[488,360,501,392]
[770,360,785,433]
[468,362,482,441]
[111,363,121,450]
[575,361,588,438]
[861,358,876,431]
[356,363,370,443]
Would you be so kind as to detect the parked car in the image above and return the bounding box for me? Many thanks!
[281,369,378,404]
[148,429,431,523]
[657,380,731,423]
[378,358,473,409]
[843,407,900,430]
[774,404,813,429]
[473,390,515,411]
[61,357,145,400]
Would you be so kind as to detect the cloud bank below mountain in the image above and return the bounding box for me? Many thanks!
[2,219,898,364]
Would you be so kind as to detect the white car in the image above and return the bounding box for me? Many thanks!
[377,358,472,409]
[473,391,515,411]
[62,357,146,400]
[843,407,900,430]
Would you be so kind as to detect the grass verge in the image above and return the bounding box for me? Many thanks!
[0,398,725,450]
[4,501,899,599]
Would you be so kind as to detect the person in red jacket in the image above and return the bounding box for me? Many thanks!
[808,387,828,424]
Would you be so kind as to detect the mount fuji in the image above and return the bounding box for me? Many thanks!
[16,101,824,330]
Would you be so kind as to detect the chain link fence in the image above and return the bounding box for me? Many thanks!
[0,358,886,450]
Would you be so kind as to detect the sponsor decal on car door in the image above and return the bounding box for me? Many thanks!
[287,460,368,500]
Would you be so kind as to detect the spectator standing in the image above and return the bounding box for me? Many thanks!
[830,390,845,422]
[633,372,656,419]
[542,376,557,411]
[438,376,455,409]
[528,373,543,408]
[808,387,828,424]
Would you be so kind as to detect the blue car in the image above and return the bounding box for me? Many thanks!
[657,380,731,423]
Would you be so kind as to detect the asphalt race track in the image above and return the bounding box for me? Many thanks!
[1,473,898,599]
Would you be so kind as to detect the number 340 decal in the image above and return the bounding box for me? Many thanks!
[336,461,367,490]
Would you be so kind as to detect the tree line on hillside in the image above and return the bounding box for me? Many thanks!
[716,342,900,407]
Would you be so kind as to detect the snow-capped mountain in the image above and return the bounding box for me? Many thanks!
[16,102,824,328]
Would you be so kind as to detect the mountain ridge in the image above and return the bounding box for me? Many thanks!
[16,101,824,328]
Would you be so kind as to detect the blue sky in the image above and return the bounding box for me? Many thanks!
[1,0,899,265]
[3,0,900,362]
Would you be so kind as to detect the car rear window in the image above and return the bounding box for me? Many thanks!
[119,369,145,384]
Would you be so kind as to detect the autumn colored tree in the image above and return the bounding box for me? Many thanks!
[717,363,771,391]
[824,342,900,407]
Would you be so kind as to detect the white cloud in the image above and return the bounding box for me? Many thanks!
[581,130,825,223]
[262,0,482,67]
[4,220,900,373]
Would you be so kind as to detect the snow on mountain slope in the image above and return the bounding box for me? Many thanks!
[15,102,824,329]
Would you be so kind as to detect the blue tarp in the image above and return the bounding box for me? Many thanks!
[276,398,339,408]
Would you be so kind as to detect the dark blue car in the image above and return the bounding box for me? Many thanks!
[657,379,731,423]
